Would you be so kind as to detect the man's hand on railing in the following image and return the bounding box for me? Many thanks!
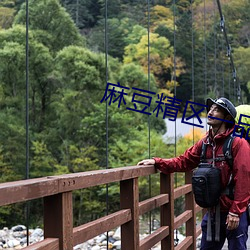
[137,159,155,166]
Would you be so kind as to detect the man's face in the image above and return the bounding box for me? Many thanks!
[207,104,226,126]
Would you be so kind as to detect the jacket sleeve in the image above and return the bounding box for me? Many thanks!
[229,137,250,215]
[153,139,203,174]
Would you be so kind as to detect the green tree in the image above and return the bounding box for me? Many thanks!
[14,0,84,52]
[222,0,250,46]
[0,39,27,180]
[0,25,56,132]
[0,112,26,180]
[0,6,15,29]
[118,63,156,91]
[61,0,101,29]
[87,17,137,60]
[124,32,185,94]
[148,5,174,33]
[30,141,57,177]
[234,46,250,102]
[124,24,147,45]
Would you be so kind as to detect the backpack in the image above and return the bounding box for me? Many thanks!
[192,134,234,208]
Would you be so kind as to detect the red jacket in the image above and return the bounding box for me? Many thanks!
[154,126,250,216]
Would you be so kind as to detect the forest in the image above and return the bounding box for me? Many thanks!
[0,0,249,228]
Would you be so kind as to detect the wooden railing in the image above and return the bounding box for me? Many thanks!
[0,165,203,250]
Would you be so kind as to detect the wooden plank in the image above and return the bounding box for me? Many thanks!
[185,172,196,250]
[140,226,169,250]
[196,226,202,237]
[0,177,59,206]
[195,204,203,213]
[174,184,192,199]
[161,173,174,250]
[120,178,140,250]
[73,209,131,245]
[58,165,156,192]
[44,192,73,250]
[22,238,59,250]
[139,194,169,216]
[174,210,192,229]
[175,236,193,250]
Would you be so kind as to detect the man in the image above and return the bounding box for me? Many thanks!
[138,97,250,250]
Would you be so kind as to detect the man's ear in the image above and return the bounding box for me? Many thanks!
[225,114,233,123]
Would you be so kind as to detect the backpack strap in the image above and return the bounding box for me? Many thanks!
[200,142,208,163]
[201,133,235,168]
[200,141,221,242]
[223,133,236,200]
[223,133,235,170]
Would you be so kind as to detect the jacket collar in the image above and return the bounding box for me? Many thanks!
[206,126,235,144]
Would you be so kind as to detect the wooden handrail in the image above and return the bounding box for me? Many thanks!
[0,165,156,206]
[0,165,203,250]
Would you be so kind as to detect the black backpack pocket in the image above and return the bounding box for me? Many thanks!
[192,163,221,208]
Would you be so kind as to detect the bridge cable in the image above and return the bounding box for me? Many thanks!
[172,0,179,245]
[219,28,225,97]
[213,0,218,97]
[228,63,231,100]
[104,0,110,248]
[215,0,242,104]
[190,0,197,148]
[172,0,177,184]
[204,0,207,100]
[203,0,209,133]
[191,0,195,144]
[25,0,30,245]
[147,0,152,234]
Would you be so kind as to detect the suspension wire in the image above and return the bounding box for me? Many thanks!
[222,47,225,96]
[203,0,207,99]
[233,70,236,103]
[217,26,221,94]
[147,0,152,234]
[220,32,225,96]
[25,0,29,184]
[191,0,195,145]
[172,0,177,180]
[76,0,79,27]
[228,64,231,99]
[25,0,30,245]
[203,0,209,133]
[172,0,179,245]
[213,0,217,96]
[215,0,242,104]
[104,0,109,247]
[218,23,225,96]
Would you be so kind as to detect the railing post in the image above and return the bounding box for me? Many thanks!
[120,178,139,250]
[185,171,196,250]
[44,192,73,250]
[160,173,174,250]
